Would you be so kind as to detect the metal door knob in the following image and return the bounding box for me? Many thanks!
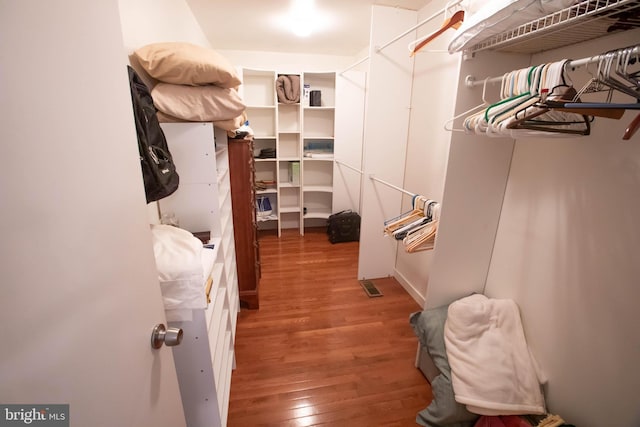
[151,323,183,349]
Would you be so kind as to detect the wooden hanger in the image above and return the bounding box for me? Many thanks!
[384,196,428,235]
[404,220,438,252]
[402,202,439,252]
[623,112,640,140]
[544,103,626,119]
[410,10,464,57]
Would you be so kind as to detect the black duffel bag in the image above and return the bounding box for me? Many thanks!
[327,210,361,244]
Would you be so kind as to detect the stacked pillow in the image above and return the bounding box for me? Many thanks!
[132,42,246,129]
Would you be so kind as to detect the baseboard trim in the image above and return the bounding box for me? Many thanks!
[393,269,426,308]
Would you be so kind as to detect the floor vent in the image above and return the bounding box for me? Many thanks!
[360,280,383,298]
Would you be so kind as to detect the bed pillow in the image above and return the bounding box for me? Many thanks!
[156,111,247,134]
[213,111,248,132]
[150,224,206,310]
[134,42,241,88]
[410,306,478,427]
[151,83,246,123]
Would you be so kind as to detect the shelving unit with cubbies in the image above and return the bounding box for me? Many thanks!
[156,122,239,427]
[301,72,336,230]
[241,68,364,236]
[241,69,280,233]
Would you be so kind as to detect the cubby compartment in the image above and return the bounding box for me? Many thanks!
[302,191,332,219]
[303,108,335,138]
[278,103,300,132]
[303,138,334,158]
[253,138,276,159]
[242,69,276,106]
[278,160,300,187]
[256,192,278,231]
[278,133,301,159]
[303,72,336,107]
[302,159,333,190]
[254,159,277,184]
[279,186,301,213]
[280,210,301,230]
[246,107,276,138]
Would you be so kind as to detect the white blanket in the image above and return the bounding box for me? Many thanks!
[444,294,546,415]
[150,224,206,311]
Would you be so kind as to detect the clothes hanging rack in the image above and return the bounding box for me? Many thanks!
[335,159,363,174]
[465,45,640,88]
[369,174,415,197]
[375,0,464,53]
[340,56,370,75]
[409,9,465,56]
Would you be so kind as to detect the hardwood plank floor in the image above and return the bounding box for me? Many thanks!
[228,228,432,426]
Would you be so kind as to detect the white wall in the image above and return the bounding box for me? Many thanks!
[118,0,212,223]
[425,49,526,309]
[357,5,417,280]
[333,70,367,214]
[217,49,356,74]
[1,1,185,425]
[392,0,461,304]
[424,23,640,426]
[483,30,640,427]
[118,0,210,51]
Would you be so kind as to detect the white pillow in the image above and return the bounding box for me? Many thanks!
[150,224,206,310]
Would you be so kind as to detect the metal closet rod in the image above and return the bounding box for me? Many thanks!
[341,0,464,74]
[335,160,363,174]
[340,56,370,75]
[375,0,464,53]
[369,174,415,197]
[466,44,640,88]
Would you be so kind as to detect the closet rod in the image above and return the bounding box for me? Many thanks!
[369,174,415,197]
[340,56,370,75]
[335,159,363,174]
[465,44,640,88]
[375,0,463,53]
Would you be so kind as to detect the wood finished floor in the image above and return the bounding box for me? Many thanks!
[228,228,432,427]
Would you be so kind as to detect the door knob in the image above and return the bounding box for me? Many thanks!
[151,323,183,349]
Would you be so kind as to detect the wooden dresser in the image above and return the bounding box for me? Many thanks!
[228,137,260,309]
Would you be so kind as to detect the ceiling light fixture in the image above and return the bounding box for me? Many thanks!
[290,0,315,37]
[271,0,332,38]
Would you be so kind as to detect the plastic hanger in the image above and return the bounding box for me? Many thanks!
[487,66,545,136]
[444,77,490,132]
[470,67,532,135]
[598,50,640,100]
[504,61,593,136]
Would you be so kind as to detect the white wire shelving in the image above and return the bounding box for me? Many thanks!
[466,0,640,55]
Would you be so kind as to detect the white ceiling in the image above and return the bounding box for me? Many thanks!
[186,0,430,56]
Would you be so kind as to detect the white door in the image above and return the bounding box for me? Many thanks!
[0,2,185,426]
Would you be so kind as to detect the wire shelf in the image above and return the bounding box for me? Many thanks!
[467,0,640,54]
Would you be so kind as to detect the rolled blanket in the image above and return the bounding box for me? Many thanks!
[276,74,300,104]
